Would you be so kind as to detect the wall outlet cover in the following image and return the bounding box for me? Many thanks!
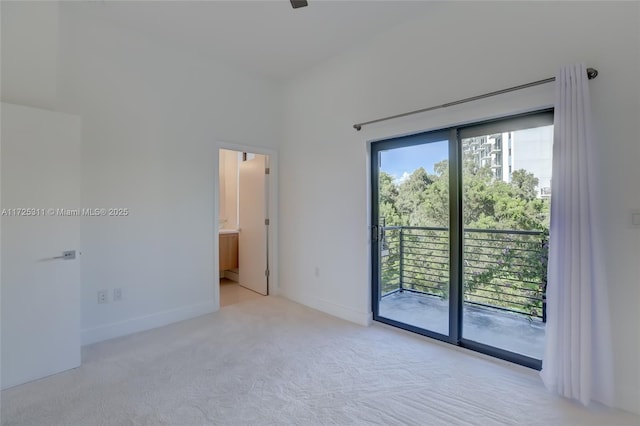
[113,288,123,301]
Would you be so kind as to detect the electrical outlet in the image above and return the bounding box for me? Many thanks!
[113,288,123,301]
[97,290,108,304]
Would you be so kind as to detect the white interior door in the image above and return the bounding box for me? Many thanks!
[238,153,268,295]
[1,103,82,389]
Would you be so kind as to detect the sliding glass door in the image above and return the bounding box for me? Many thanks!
[372,130,453,339]
[371,110,553,368]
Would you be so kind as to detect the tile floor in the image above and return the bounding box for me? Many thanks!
[220,278,264,307]
[379,290,545,359]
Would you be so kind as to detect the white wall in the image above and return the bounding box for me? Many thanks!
[0,3,282,344]
[280,2,640,414]
[0,1,59,109]
[55,5,282,344]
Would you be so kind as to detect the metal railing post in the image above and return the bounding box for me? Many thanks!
[399,228,404,292]
[541,234,548,323]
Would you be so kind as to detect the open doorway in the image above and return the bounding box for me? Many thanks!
[218,148,270,307]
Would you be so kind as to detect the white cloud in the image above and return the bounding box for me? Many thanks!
[395,171,411,184]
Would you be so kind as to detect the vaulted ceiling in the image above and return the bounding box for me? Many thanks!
[66,1,434,82]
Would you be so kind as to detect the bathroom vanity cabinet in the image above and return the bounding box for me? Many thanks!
[219,232,239,271]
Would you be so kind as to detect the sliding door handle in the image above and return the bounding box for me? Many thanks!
[371,225,379,243]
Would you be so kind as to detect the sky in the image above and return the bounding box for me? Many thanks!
[380,140,448,182]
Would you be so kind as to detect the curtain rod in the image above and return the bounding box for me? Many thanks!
[353,67,599,131]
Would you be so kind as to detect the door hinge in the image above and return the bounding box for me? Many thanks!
[265,218,270,226]
[265,269,270,277]
[265,167,270,175]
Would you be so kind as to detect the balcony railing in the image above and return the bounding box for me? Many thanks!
[380,226,548,321]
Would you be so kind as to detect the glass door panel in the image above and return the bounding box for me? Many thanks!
[460,120,552,361]
[373,137,450,337]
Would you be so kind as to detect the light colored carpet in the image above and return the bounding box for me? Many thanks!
[1,296,637,426]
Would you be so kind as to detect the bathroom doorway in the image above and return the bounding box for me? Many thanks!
[217,148,273,308]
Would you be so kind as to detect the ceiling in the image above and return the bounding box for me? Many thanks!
[68,1,434,82]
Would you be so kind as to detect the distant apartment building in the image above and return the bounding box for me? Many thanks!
[461,126,553,198]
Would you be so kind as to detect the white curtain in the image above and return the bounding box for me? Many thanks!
[540,64,614,406]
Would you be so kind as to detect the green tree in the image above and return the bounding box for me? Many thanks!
[378,160,550,319]
[395,167,433,226]
[380,161,549,231]
[418,160,449,227]
[511,169,539,201]
[378,171,401,226]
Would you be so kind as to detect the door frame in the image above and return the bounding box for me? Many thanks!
[369,109,553,370]
[370,128,457,345]
[213,142,278,310]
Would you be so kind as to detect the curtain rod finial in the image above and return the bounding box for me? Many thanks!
[586,68,598,80]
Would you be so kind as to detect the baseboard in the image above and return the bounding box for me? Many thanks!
[283,290,371,326]
[81,301,216,346]
[223,270,239,281]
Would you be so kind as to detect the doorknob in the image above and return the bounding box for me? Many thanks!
[53,250,76,260]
